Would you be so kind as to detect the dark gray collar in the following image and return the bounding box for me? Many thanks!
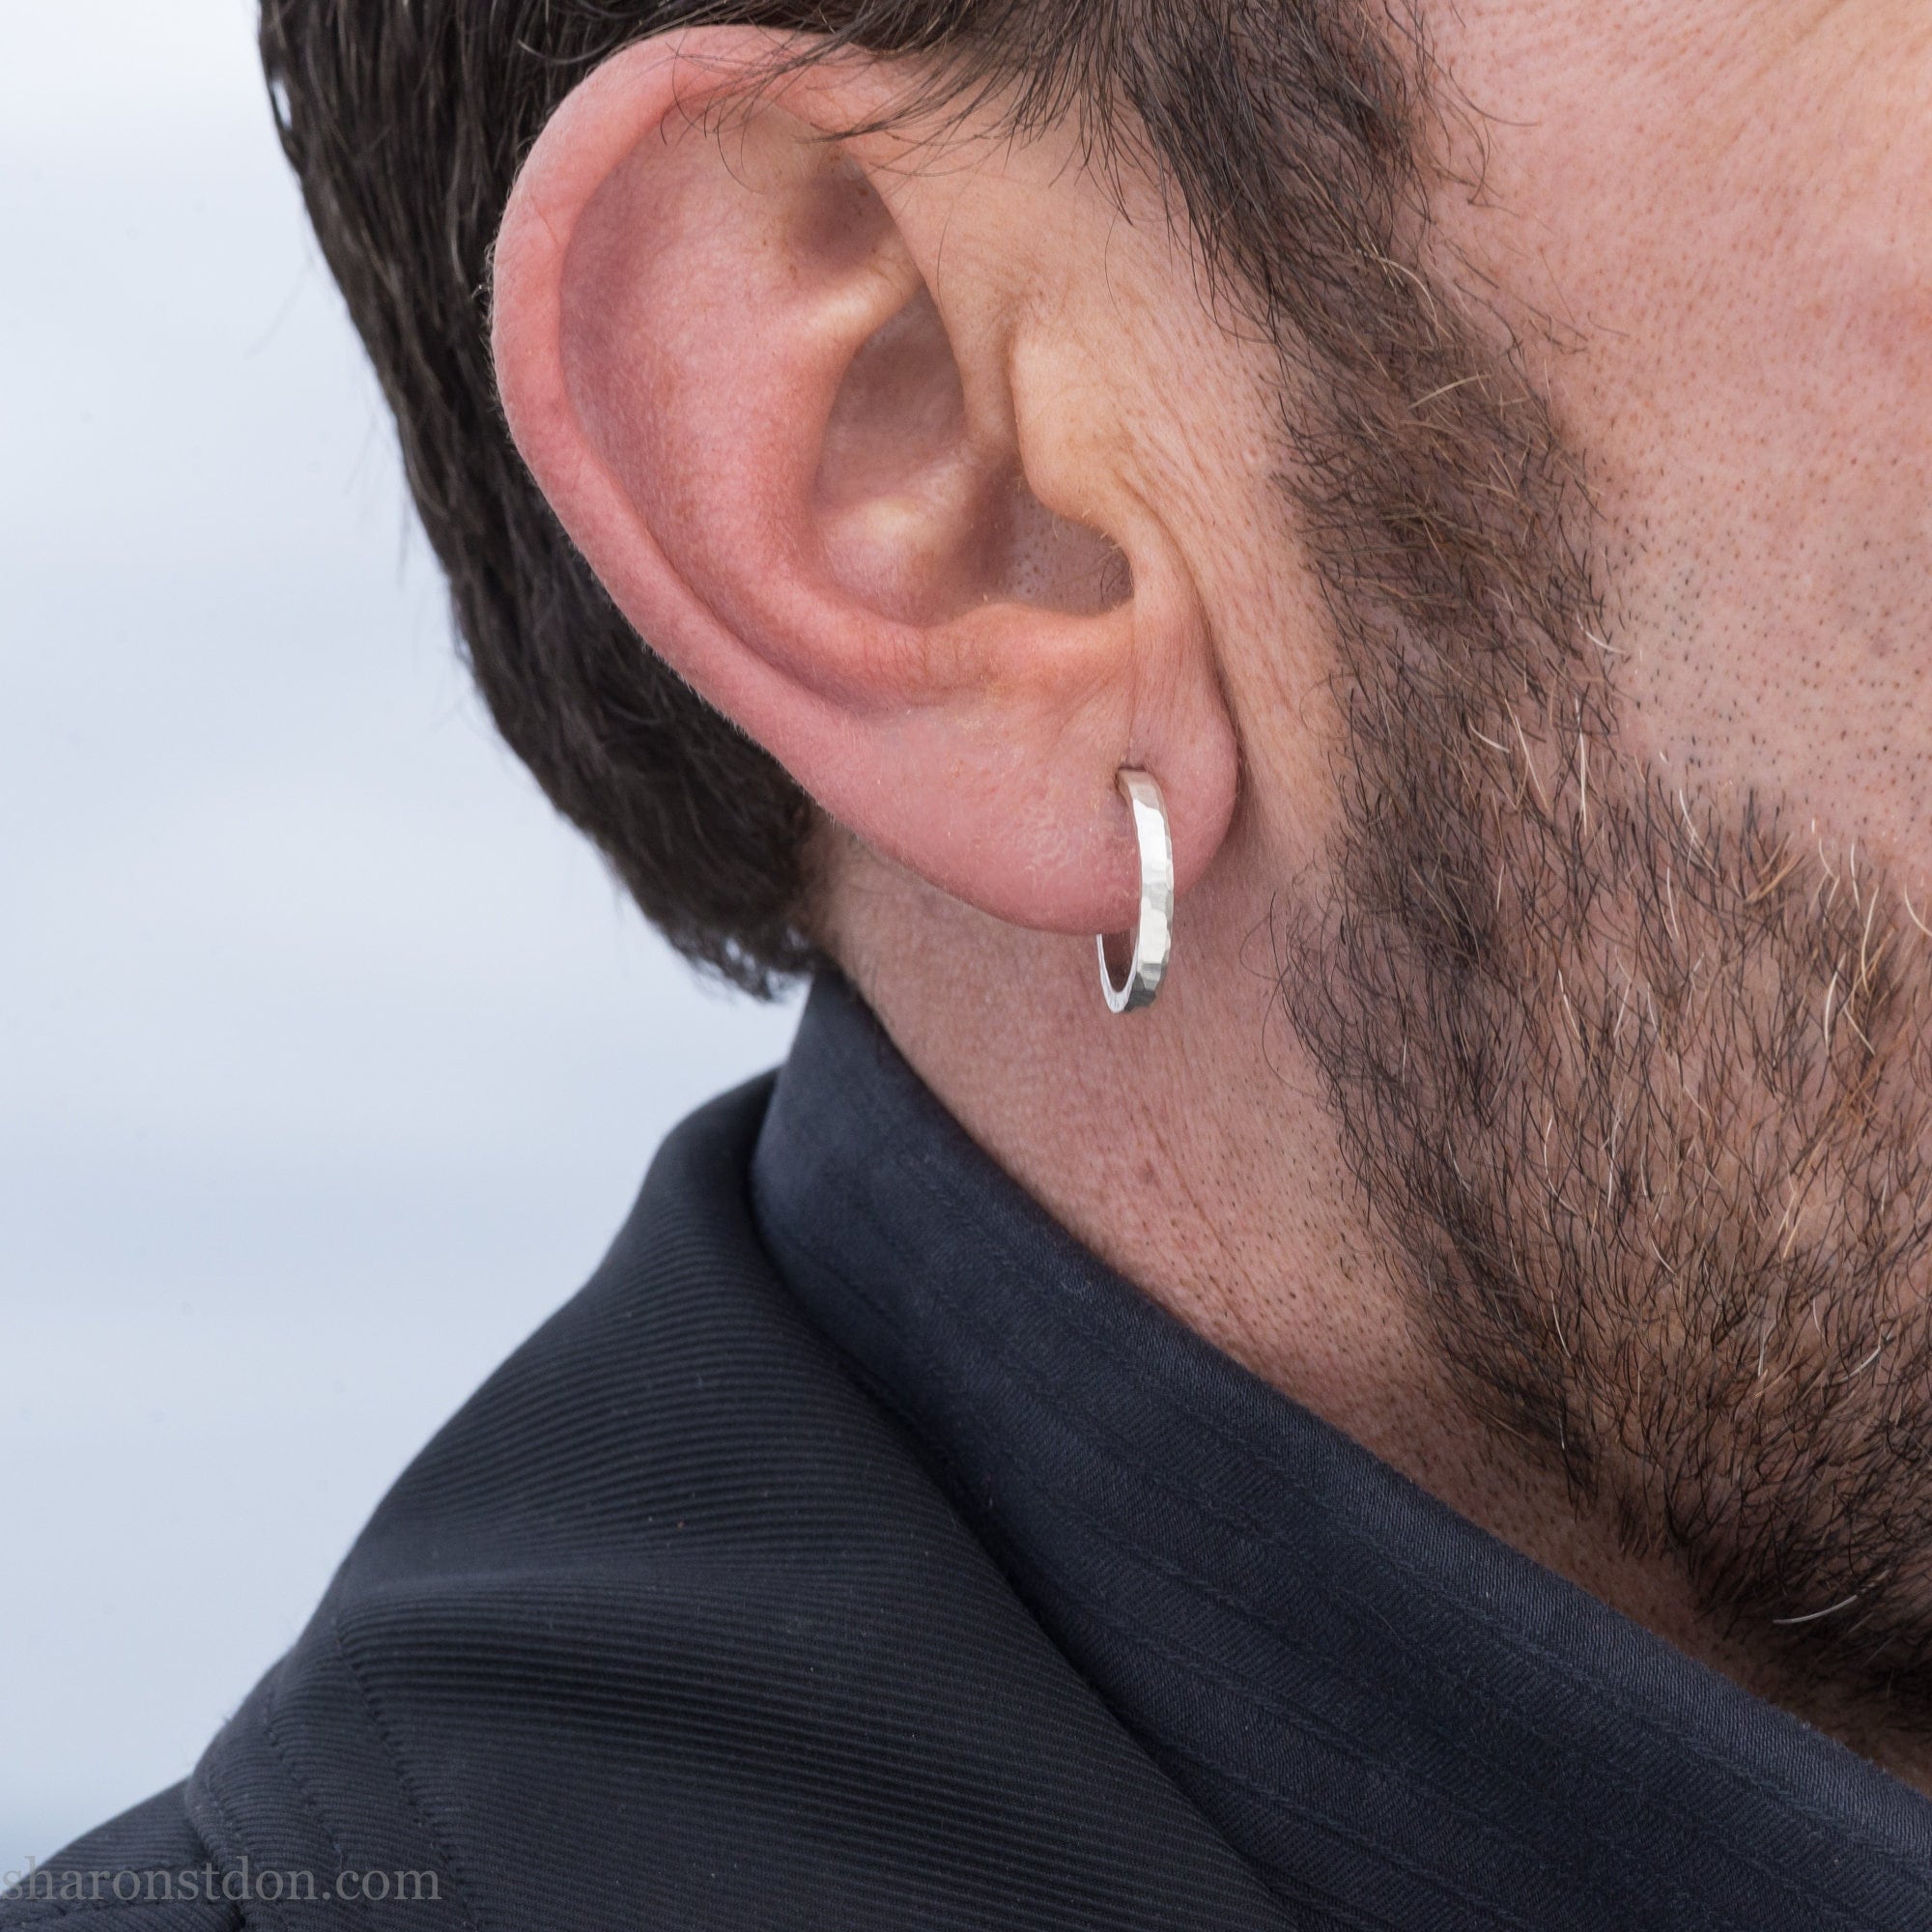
[753,973,1932,1930]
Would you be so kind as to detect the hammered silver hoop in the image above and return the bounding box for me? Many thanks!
[1096,769,1174,1015]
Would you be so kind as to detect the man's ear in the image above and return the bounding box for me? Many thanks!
[491,28,1237,935]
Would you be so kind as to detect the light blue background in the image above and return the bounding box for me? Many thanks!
[1,0,800,1860]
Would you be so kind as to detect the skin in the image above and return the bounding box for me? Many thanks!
[492,11,1932,1786]
[1435,2,1932,875]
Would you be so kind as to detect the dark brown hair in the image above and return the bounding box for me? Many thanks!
[256,0,1427,992]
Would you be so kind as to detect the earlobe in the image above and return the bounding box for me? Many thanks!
[491,28,1238,938]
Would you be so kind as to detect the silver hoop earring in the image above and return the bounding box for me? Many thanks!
[1096,769,1174,1014]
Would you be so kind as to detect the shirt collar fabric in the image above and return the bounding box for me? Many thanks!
[753,971,1932,1930]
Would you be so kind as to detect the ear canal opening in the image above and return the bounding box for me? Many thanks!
[999,476,1133,617]
[813,281,1131,627]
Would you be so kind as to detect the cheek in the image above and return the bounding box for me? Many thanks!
[1443,4,1932,878]
[1610,265,1932,876]
[1605,282,1932,869]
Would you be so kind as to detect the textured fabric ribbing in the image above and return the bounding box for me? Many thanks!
[25,1073,1294,1932]
[753,973,1932,1932]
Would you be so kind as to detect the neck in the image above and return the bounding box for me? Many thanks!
[831,837,1932,1798]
